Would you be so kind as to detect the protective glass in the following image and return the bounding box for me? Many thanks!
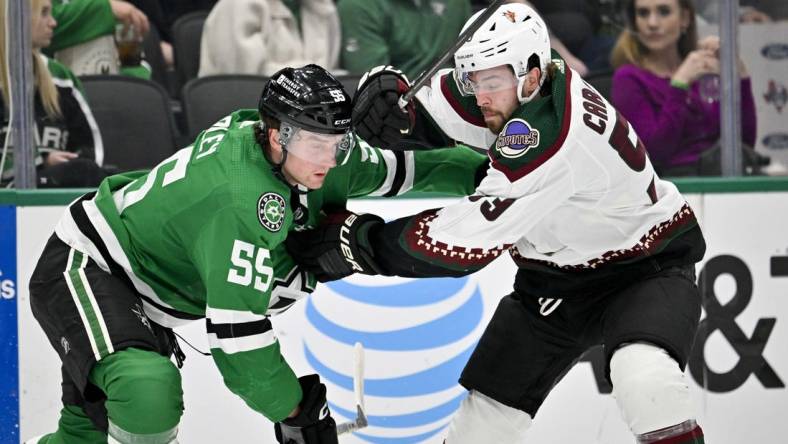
[279,124,355,167]
[454,65,519,97]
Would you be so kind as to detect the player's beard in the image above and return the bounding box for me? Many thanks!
[482,110,506,134]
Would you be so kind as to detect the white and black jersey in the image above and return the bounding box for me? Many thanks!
[374,57,705,297]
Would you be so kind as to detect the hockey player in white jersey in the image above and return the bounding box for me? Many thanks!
[286,3,707,444]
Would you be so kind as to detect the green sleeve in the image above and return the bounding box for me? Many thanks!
[338,0,390,74]
[191,206,300,422]
[341,139,487,198]
[411,145,487,195]
[50,0,116,52]
[46,57,85,94]
[341,138,396,198]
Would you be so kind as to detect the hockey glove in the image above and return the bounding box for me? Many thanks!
[352,65,416,150]
[285,211,385,282]
[275,374,338,444]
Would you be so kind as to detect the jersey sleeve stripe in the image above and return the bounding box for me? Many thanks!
[207,318,277,354]
[205,307,266,324]
[491,68,574,182]
[399,150,415,195]
[383,151,407,197]
[439,74,486,128]
[207,331,277,354]
[368,149,398,196]
[206,318,273,339]
[370,150,416,197]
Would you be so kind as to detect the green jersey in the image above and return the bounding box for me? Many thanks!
[54,109,486,421]
[50,0,116,53]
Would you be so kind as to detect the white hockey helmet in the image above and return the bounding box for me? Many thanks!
[453,3,551,104]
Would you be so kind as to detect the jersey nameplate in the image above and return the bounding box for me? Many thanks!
[258,192,286,232]
[495,118,540,159]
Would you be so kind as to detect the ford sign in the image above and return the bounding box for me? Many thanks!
[761,44,788,60]
[763,133,788,150]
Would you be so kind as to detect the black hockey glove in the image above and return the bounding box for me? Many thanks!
[285,210,385,282]
[274,374,338,444]
[352,65,416,150]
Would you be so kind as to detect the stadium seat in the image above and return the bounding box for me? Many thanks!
[585,69,614,103]
[141,26,173,95]
[181,74,268,141]
[172,11,209,90]
[81,75,178,172]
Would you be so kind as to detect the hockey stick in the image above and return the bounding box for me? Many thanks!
[397,0,506,109]
[336,342,368,435]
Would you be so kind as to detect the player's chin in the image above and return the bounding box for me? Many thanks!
[485,116,505,134]
[307,173,328,189]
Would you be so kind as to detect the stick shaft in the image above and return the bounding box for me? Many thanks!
[353,342,365,409]
[336,343,367,436]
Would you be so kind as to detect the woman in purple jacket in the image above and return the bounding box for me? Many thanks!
[610,0,757,176]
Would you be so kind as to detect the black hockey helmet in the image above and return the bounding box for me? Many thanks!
[258,64,352,135]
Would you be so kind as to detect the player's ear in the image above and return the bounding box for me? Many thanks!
[523,67,542,97]
[268,128,283,160]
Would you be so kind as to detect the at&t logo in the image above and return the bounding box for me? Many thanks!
[304,276,485,443]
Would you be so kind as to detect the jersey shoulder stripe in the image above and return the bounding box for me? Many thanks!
[490,66,574,183]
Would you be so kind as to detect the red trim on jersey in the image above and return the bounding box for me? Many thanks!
[492,68,574,182]
[403,209,510,270]
[440,74,486,128]
[512,203,698,271]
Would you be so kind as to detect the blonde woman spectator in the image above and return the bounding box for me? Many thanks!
[1,0,106,187]
[610,0,757,176]
[198,0,341,77]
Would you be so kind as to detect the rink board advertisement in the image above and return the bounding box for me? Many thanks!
[0,206,18,443]
[4,184,788,444]
[740,23,788,168]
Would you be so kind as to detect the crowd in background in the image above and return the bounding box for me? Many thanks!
[1,0,786,187]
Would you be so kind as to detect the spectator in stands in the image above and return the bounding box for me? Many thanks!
[198,0,341,77]
[338,0,471,80]
[0,0,106,188]
[610,0,757,176]
[48,0,150,76]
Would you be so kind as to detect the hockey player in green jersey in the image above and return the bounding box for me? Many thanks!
[27,64,487,444]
